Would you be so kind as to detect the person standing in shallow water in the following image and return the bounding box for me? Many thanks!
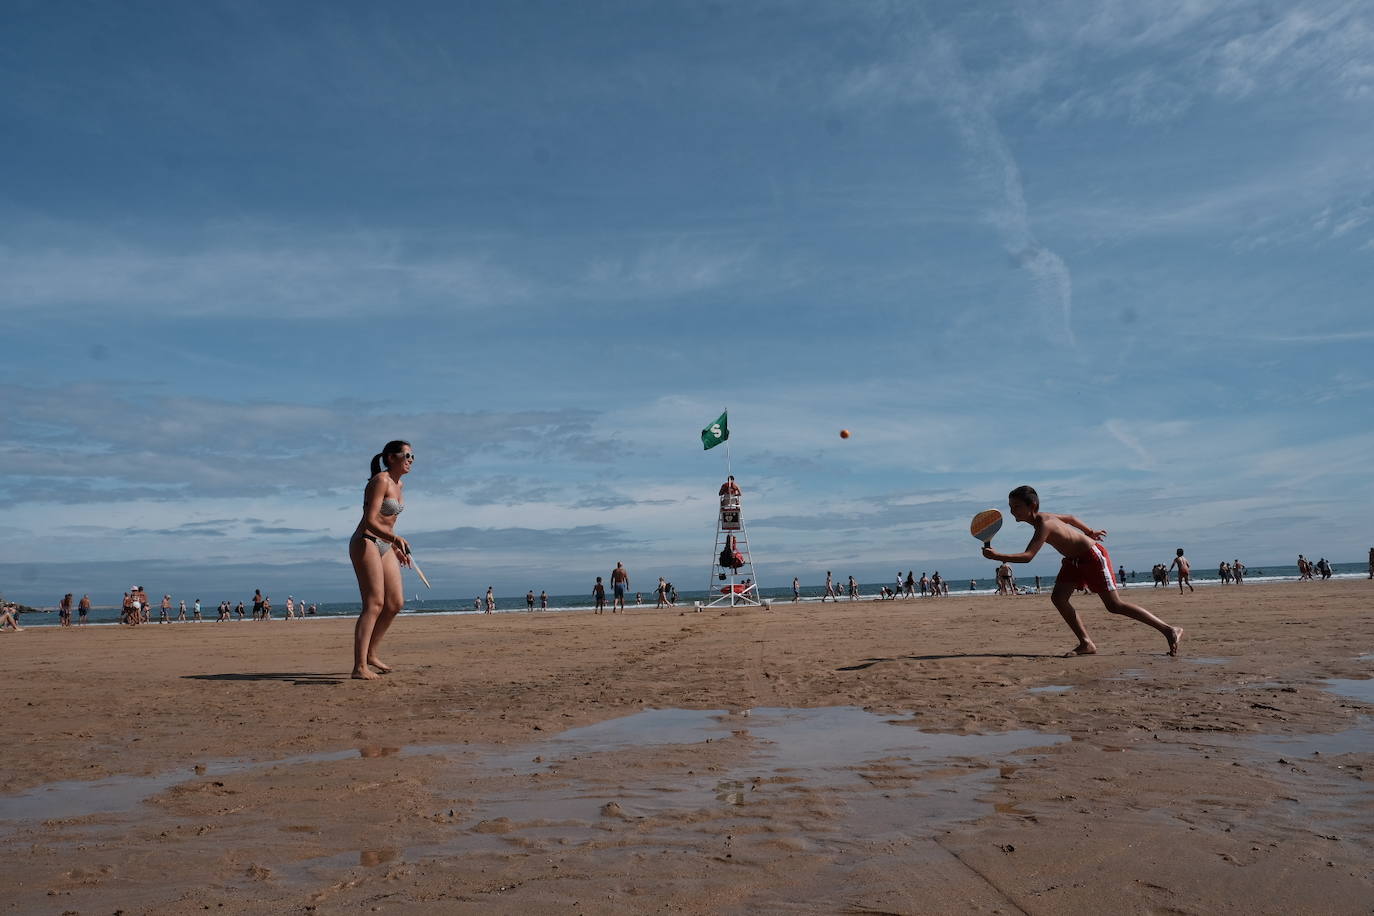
[348,440,415,680]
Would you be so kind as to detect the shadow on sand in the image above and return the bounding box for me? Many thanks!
[837,653,1053,671]
[183,671,347,686]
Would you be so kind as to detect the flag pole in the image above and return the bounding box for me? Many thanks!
[723,407,732,479]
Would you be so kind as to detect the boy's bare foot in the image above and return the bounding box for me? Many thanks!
[352,666,381,680]
[1064,641,1096,657]
[1167,627,1183,656]
[367,658,393,674]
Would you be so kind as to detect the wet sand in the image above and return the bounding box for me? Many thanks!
[3,579,1372,914]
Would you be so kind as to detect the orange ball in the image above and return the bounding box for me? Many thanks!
[839,429,850,439]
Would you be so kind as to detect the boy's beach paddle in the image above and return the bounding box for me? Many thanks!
[970,509,1003,547]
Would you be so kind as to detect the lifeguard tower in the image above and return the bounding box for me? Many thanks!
[702,478,765,609]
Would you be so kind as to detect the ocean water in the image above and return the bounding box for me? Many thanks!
[16,562,1368,627]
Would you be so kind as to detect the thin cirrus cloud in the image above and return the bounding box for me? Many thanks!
[836,26,1077,348]
[0,385,625,507]
[0,239,534,317]
[0,231,763,319]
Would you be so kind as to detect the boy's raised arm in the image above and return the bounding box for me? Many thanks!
[1054,513,1107,541]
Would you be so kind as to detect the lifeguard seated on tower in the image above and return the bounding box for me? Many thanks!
[719,534,745,570]
[718,475,741,508]
[721,578,753,594]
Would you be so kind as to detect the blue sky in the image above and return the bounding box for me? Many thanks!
[2,0,1371,605]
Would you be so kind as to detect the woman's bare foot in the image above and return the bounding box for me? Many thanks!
[352,666,381,680]
[1064,641,1097,657]
[1167,626,1184,657]
[367,658,393,674]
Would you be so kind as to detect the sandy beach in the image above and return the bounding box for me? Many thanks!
[4,579,1371,914]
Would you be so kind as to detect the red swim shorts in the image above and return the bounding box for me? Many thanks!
[1058,543,1118,594]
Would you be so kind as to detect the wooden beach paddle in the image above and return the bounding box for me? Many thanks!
[402,546,432,589]
[970,508,1003,547]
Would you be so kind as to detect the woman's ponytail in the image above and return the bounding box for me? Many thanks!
[370,440,410,479]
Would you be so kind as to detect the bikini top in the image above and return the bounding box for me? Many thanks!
[380,498,404,517]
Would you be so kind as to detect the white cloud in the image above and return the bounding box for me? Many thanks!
[836,29,1077,348]
[1104,419,1156,470]
[0,235,535,317]
[582,240,754,301]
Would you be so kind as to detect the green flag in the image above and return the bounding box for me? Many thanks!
[701,411,729,450]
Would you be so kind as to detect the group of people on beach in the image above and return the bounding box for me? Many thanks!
[1297,555,1333,580]
[49,588,319,626]
[815,570,954,601]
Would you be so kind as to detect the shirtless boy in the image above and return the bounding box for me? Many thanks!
[982,486,1182,657]
[1168,548,1195,593]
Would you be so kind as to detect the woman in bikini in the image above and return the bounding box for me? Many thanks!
[349,440,414,680]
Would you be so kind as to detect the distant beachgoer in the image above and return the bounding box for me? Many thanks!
[847,575,857,599]
[526,590,535,612]
[1117,566,1126,588]
[348,439,415,680]
[611,562,630,612]
[1232,559,1244,584]
[59,593,73,627]
[121,592,134,625]
[1169,548,1195,593]
[285,596,295,618]
[474,598,482,611]
[158,594,170,623]
[1034,575,1041,593]
[78,594,90,625]
[540,590,548,610]
[718,475,740,507]
[824,571,837,602]
[251,589,263,620]
[235,600,245,620]
[996,562,1013,595]
[1219,561,1231,584]
[593,577,606,614]
[657,577,668,608]
[905,571,916,597]
[792,577,800,602]
[192,598,202,621]
[969,579,976,591]
[983,486,1181,657]
[919,573,929,596]
[260,597,270,620]
[636,592,643,606]
[485,587,495,613]
[0,603,21,631]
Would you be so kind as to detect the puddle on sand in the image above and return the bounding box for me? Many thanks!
[2,707,1068,853]
[1187,657,1231,665]
[486,706,1064,778]
[1323,678,1374,704]
[0,745,438,823]
[467,707,1068,833]
[1027,685,1073,694]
